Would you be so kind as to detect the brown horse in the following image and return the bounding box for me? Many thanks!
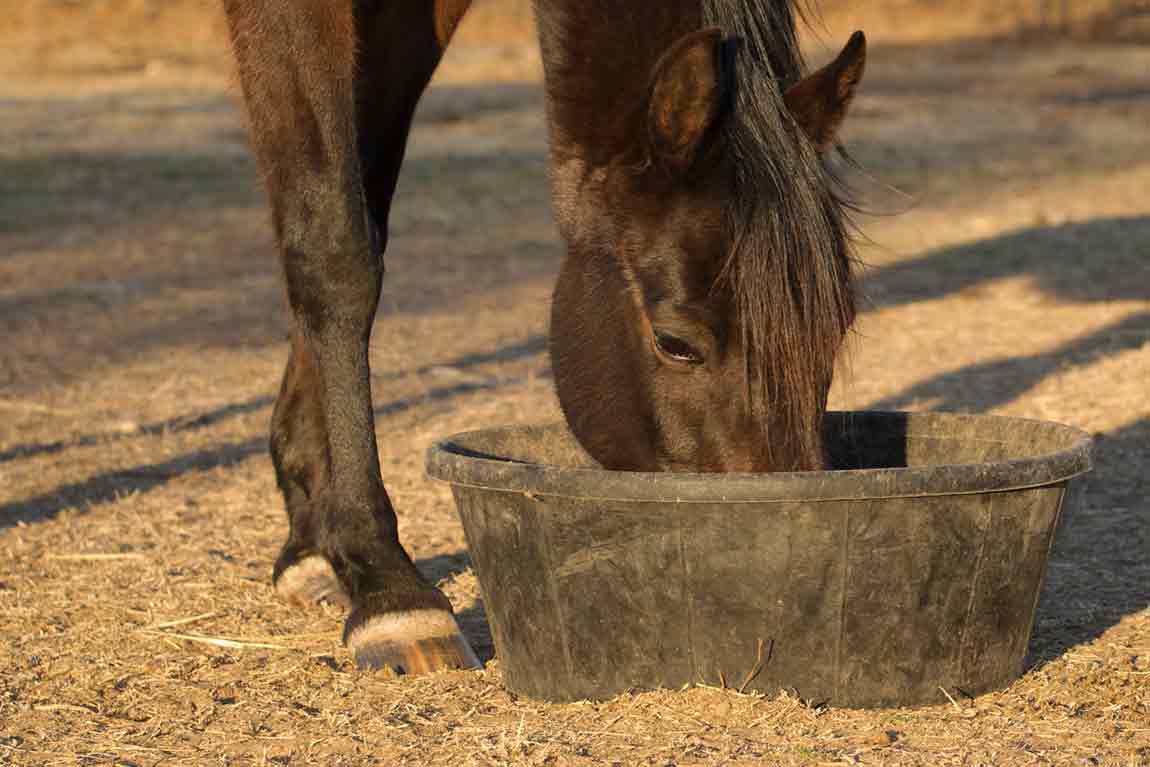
[222,0,866,675]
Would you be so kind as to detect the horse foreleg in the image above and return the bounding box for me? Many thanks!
[224,0,477,674]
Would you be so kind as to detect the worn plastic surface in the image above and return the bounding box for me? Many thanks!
[426,411,1092,707]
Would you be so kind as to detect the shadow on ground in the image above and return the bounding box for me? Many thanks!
[0,150,260,238]
[0,120,556,391]
[862,216,1150,417]
[0,335,547,529]
[862,216,1150,309]
[416,551,495,659]
[832,34,1150,203]
[868,310,1150,413]
[1029,417,1150,667]
[416,81,543,124]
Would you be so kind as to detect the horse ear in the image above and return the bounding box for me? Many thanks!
[648,27,727,170]
[784,30,867,152]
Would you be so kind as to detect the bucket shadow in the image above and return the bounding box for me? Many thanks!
[1027,416,1150,667]
[456,601,495,663]
[415,551,474,584]
[415,550,496,662]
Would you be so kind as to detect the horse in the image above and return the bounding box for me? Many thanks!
[221,0,866,676]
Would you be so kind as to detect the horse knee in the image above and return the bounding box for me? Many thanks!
[277,192,383,334]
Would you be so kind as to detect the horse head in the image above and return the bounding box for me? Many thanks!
[549,27,867,472]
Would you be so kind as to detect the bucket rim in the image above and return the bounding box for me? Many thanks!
[424,410,1093,503]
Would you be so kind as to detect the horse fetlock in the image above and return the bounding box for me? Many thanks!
[274,553,350,608]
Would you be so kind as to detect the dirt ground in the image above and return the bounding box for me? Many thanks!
[1,2,1148,766]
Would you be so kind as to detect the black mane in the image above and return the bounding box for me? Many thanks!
[704,0,858,469]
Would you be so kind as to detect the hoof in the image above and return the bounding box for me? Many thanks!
[346,609,482,675]
[275,555,350,608]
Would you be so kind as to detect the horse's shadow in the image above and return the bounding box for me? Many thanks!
[859,215,1150,666]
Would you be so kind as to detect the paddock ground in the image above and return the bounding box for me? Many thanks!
[1,2,1148,765]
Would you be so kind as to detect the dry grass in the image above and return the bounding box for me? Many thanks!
[2,2,1149,766]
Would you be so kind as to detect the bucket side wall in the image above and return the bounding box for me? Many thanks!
[453,481,1076,706]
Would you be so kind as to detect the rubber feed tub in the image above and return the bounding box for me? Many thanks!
[426,411,1092,707]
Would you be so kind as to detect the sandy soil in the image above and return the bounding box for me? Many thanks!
[1,3,1148,766]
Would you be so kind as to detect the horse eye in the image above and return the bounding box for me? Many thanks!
[653,330,704,365]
